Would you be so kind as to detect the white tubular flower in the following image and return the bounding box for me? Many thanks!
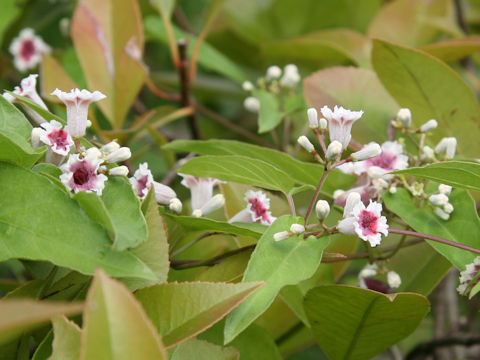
[290,223,305,234]
[320,105,363,149]
[307,108,319,129]
[105,147,131,163]
[60,152,107,195]
[429,193,449,206]
[51,88,106,137]
[326,140,343,160]
[315,200,330,220]
[153,181,177,205]
[243,96,260,113]
[397,108,411,128]
[274,231,290,242]
[266,65,282,80]
[421,146,435,161]
[129,163,154,199]
[181,175,224,212]
[457,257,480,296]
[229,190,276,225]
[109,166,129,176]
[333,189,345,200]
[319,118,328,130]
[31,127,44,149]
[101,141,120,154]
[366,166,385,179]
[438,184,452,195]
[435,137,457,159]
[444,203,454,214]
[193,194,225,217]
[351,142,381,161]
[434,207,450,221]
[242,81,254,91]
[39,120,73,156]
[280,64,300,88]
[387,271,402,288]
[420,119,438,132]
[343,192,361,217]
[9,28,50,72]
[297,136,315,153]
[169,198,183,213]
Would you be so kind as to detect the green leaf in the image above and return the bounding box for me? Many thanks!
[372,39,480,157]
[0,0,20,47]
[394,161,480,192]
[178,155,295,193]
[420,36,480,63]
[134,281,264,347]
[101,177,148,251]
[0,162,156,281]
[0,300,83,345]
[170,338,239,360]
[41,54,79,104]
[252,89,284,134]
[303,67,398,145]
[5,91,66,125]
[384,188,480,269]
[224,216,330,344]
[71,0,146,128]
[49,316,81,360]
[305,285,430,360]
[150,0,176,17]
[80,269,167,360]
[164,139,325,188]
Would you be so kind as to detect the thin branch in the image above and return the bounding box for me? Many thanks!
[304,167,329,223]
[287,194,296,216]
[170,231,219,257]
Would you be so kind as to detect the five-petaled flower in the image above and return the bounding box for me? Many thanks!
[320,105,363,149]
[129,163,178,206]
[38,120,73,156]
[9,28,50,72]
[229,190,276,225]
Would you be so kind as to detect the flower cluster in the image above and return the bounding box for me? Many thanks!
[358,263,401,294]
[9,28,50,72]
[428,184,454,220]
[457,257,480,296]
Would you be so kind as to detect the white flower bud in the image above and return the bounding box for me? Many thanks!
[435,137,457,159]
[85,147,102,161]
[319,118,328,130]
[109,165,129,176]
[420,119,438,132]
[31,127,43,149]
[389,186,397,194]
[86,119,92,128]
[421,146,435,161]
[284,64,298,74]
[297,136,315,153]
[359,268,377,279]
[274,231,290,242]
[101,141,120,154]
[372,178,388,191]
[169,198,182,213]
[351,142,381,161]
[344,192,361,217]
[429,193,449,206]
[434,207,450,220]
[242,81,254,91]
[307,108,319,128]
[280,71,300,88]
[326,140,342,160]
[444,203,454,214]
[192,209,203,218]
[315,200,330,220]
[367,166,384,179]
[266,65,282,80]
[397,108,412,128]
[105,147,131,163]
[333,189,345,200]
[198,194,225,216]
[387,271,402,288]
[438,184,452,195]
[244,96,260,113]
[290,223,305,234]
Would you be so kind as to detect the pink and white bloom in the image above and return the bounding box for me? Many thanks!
[60,148,107,195]
[320,105,363,149]
[338,200,388,247]
[51,88,106,137]
[180,175,224,212]
[9,28,50,72]
[129,163,178,206]
[229,190,276,225]
[38,120,73,156]
[457,257,480,296]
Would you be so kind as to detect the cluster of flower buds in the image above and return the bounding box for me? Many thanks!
[180,175,225,217]
[457,257,480,296]
[428,184,454,220]
[274,223,306,242]
[229,190,276,225]
[9,28,50,72]
[392,108,438,134]
[358,263,401,293]
[242,64,301,113]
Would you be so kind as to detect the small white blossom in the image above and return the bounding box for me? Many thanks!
[434,207,450,221]
[421,146,435,161]
[129,163,154,199]
[290,223,305,234]
[229,190,276,225]
[180,175,223,213]
[307,108,319,129]
[438,184,452,195]
[244,96,260,113]
[387,271,402,288]
[397,108,412,128]
[420,119,438,132]
[38,120,73,156]
[169,198,183,213]
[429,193,449,206]
[457,257,480,296]
[297,136,315,153]
[109,166,129,176]
[319,118,328,130]
[333,189,345,200]
[266,65,282,80]
[321,105,363,149]
[315,200,330,220]
[280,64,300,88]
[242,81,254,91]
[443,203,454,214]
[9,28,50,72]
[389,186,397,194]
[435,137,457,159]
[326,140,342,160]
[101,141,121,154]
[274,231,290,242]
[351,142,382,161]
[343,192,361,217]
[105,147,131,163]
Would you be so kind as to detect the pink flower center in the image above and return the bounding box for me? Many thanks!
[20,40,36,61]
[136,175,150,197]
[365,151,397,170]
[73,167,90,186]
[248,198,272,224]
[69,159,98,192]
[359,210,378,236]
[48,129,70,152]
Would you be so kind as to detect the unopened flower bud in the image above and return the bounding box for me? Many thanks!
[389,186,397,194]
[319,118,328,130]
[169,198,182,213]
[420,119,438,132]
[105,147,131,163]
[109,165,129,176]
[315,200,330,220]
[244,96,260,113]
[101,141,120,154]
[242,81,254,91]
[367,166,384,179]
[86,120,92,128]
[326,140,342,160]
[274,231,290,242]
[266,65,282,80]
[387,271,402,288]
[352,142,381,161]
[198,194,225,216]
[290,223,305,234]
[397,108,412,128]
[31,127,43,149]
[421,146,435,161]
[344,192,361,217]
[434,207,450,220]
[429,193,449,206]
[444,203,454,214]
[84,147,102,161]
[192,209,203,218]
[438,184,452,195]
[333,189,345,200]
[307,108,319,128]
[297,136,315,153]
[435,137,457,159]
